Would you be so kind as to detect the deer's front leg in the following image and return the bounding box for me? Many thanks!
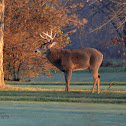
[64,70,72,92]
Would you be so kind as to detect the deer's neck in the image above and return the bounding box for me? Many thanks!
[45,48,62,62]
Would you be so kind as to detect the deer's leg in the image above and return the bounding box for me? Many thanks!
[91,70,99,93]
[97,74,100,94]
[92,79,97,93]
[64,70,72,92]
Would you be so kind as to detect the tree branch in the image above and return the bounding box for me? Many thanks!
[89,7,122,33]
[110,0,126,5]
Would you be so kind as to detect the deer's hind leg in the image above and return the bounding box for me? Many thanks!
[97,73,100,94]
[91,70,100,94]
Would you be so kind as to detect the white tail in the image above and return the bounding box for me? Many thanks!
[35,30,103,94]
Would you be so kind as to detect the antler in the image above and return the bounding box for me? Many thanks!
[40,29,56,42]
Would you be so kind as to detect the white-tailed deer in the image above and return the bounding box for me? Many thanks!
[35,30,103,94]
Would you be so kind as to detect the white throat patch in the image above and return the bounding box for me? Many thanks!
[49,42,57,48]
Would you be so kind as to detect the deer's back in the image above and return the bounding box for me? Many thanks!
[47,48,103,72]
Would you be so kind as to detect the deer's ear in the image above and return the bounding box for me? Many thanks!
[48,42,57,48]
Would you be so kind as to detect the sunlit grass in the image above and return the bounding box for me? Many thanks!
[0,85,64,91]
[1,82,126,93]
[4,81,126,91]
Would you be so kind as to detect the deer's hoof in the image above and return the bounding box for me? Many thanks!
[65,88,70,92]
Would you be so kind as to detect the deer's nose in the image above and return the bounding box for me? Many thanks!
[35,50,37,53]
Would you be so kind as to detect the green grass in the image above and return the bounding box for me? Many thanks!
[2,70,126,103]
[5,81,126,91]
[1,67,126,126]
[99,67,126,73]
[29,71,126,82]
[0,90,126,104]
[1,101,126,126]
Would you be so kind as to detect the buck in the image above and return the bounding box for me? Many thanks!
[35,30,103,94]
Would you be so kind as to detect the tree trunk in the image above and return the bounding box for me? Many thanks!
[0,0,4,86]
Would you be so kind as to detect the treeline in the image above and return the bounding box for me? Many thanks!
[4,0,85,81]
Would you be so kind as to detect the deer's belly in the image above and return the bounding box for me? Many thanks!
[73,63,89,71]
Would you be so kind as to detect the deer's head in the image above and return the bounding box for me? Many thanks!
[35,29,57,54]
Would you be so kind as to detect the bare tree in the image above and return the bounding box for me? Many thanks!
[89,0,126,62]
[89,0,126,40]
[78,0,126,62]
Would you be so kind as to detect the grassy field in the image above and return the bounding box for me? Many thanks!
[5,70,126,91]
[0,101,126,126]
[1,69,125,103]
[0,69,126,126]
[29,68,126,82]
[0,90,126,103]
[5,81,126,91]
